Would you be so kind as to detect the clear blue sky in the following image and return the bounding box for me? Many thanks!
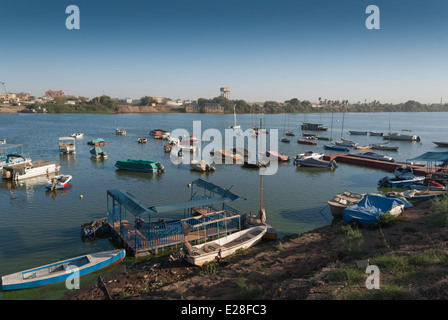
[1,0,448,104]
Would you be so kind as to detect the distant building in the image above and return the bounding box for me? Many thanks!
[185,102,200,113]
[220,87,230,99]
[204,103,224,114]
[45,90,65,98]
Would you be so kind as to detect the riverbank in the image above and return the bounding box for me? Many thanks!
[63,197,448,300]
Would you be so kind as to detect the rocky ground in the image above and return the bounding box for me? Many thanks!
[63,199,448,301]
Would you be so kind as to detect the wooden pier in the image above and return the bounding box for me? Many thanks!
[323,154,435,176]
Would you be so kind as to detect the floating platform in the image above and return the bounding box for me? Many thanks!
[323,154,433,176]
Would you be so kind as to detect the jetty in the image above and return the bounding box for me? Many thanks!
[101,179,247,257]
[323,153,436,177]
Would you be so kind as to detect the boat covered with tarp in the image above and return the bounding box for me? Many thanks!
[115,159,165,173]
[342,194,412,226]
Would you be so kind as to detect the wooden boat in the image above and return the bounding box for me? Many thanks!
[87,138,108,146]
[285,130,295,136]
[138,137,147,143]
[70,133,84,139]
[370,143,399,151]
[327,190,363,217]
[281,137,290,143]
[263,151,290,162]
[302,133,319,138]
[184,225,268,266]
[297,139,317,145]
[354,145,372,150]
[2,160,60,181]
[231,147,251,158]
[58,137,76,154]
[369,131,383,136]
[349,131,368,135]
[115,159,165,173]
[90,147,108,159]
[386,189,446,202]
[210,150,243,162]
[324,144,349,152]
[294,157,337,169]
[1,249,125,291]
[433,141,448,147]
[44,174,72,190]
[190,160,215,172]
[300,123,328,131]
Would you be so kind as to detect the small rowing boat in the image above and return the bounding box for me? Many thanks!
[1,249,125,291]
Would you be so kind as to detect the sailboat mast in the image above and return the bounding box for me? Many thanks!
[258,118,266,223]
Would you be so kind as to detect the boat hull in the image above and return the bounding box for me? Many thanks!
[1,249,125,291]
[185,225,267,266]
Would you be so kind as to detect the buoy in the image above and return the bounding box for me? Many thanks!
[80,195,84,199]
[187,184,191,188]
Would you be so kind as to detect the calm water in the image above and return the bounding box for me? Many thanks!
[0,111,446,299]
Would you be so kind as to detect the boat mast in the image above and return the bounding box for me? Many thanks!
[258,118,266,224]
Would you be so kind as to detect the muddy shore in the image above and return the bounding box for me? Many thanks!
[62,198,448,301]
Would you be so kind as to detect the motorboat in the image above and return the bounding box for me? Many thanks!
[383,132,420,141]
[116,128,126,135]
[115,159,165,173]
[378,175,425,188]
[90,147,108,159]
[369,131,383,136]
[293,151,324,162]
[70,133,84,139]
[87,138,108,146]
[2,160,60,181]
[349,131,368,135]
[386,189,446,202]
[371,143,399,151]
[433,141,448,147]
[190,160,215,172]
[349,152,395,162]
[300,123,328,131]
[44,174,72,190]
[327,190,363,217]
[297,139,317,145]
[294,157,337,169]
[138,137,147,143]
[324,144,349,152]
[262,151,290,162]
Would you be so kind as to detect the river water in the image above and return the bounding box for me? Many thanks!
[0,111,446,299]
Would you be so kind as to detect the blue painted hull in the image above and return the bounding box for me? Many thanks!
[1,249,125,291]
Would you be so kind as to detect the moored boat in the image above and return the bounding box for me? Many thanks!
[70,133,84,139]
[87,138,108,146]
[370,143,399,151]
[293,151,324,162]
[115,159,165,173]
[58,137,76,154]
[383,132,420,142]
[190,160,215,172]
[2,160,60,181]
[433,141,448,147]
[349,152,395,162]
[90,147,108,159]
[378,175,425,188]
[369,131,383,136]
[298,139,317,145]
[294,157,337,169]
[44,174,72,190]
[386,189,446,202]
[300,123,328,131]
[116,128,126,135]
[327,190,363,217]
[263,151,290,162]
[349,131,368,135]
[1,249,126,291]
[184,225,268,266]
[354,145,372,150]
[138,137,147,143]
[324,144,349,152]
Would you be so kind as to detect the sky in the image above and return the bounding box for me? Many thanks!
[1,0,448,104]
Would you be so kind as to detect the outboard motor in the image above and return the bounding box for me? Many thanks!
[156,162,165,173]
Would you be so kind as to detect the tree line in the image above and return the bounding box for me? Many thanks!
[23,95,448,114]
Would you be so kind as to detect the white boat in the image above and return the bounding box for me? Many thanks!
[44,174,72,190]
[229,104,240,129]
[190,160,215,172]
[0,139,6,144]
[328,190,364,217]
[335,140,358,147]
[138,137,147,143]
[58,137,76,154]
[116,128,126,135]
[184,224,268,266]
[349,152,395,162]
[293,151,324,162]
[70,133,84,139]
[2,160,60,181]
[294,157,337,169]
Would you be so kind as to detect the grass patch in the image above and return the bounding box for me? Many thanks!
[326,265,365,286]
[199,261,220,276]
[236,278,264,300]
[340,225,364,258]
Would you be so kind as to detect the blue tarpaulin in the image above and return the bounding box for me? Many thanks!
[342,194,412,226]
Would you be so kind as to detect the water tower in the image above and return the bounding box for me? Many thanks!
[220,87,230,99]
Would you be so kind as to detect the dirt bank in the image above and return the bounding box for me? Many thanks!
[63,199,448,300]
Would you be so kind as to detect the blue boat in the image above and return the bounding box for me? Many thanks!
[342,195,412,226]
[324,144,349,152]
[1,249,125,291]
